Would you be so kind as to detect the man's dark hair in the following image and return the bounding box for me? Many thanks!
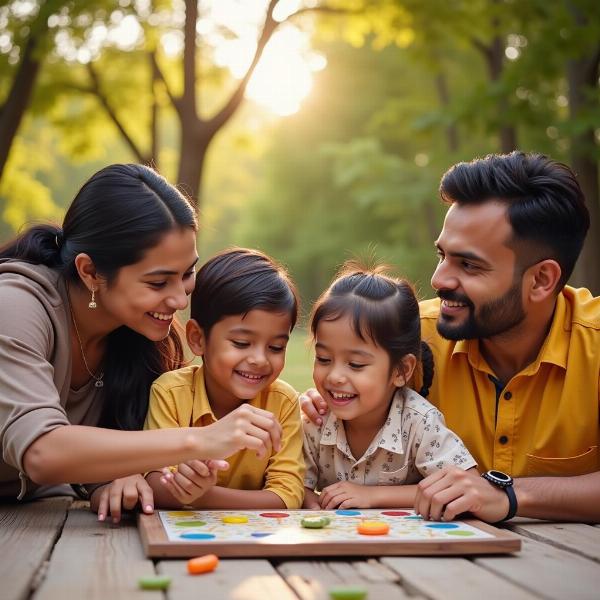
[439,151,590,289]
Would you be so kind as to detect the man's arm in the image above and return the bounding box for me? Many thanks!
[415,467,600,523]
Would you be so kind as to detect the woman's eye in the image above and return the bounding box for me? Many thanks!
[184,270,195,279]
[148,281,166,289]
[232,340,250,348]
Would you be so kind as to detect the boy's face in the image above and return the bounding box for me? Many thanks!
[187,309,292,408]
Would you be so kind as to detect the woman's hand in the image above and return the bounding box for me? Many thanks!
[159,459,229,506]
[299,388,329,426]
[90,474,154,524]
[200,404,282,459]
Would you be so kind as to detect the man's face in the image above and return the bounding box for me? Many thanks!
[431,201,526,341]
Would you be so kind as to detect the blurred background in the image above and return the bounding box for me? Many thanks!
[1,0,599,389]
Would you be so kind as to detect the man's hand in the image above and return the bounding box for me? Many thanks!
[414,466,510,523]
[299,388,328,426]
[159,459,229,506]
[319,481,372,510]
[91,474,154,524]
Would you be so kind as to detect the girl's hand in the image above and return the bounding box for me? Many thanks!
[319,481,371,510]
[299,388,329,426]
[200,404,282,459]
[91,474,154,524]
[159,459,229,506]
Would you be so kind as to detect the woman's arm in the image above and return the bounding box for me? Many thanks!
[23,403,282,485]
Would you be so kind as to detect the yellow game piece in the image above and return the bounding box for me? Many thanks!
[222,515,249,524]
[357,520,390,536]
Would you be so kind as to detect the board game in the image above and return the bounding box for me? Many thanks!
[138,509,521,557]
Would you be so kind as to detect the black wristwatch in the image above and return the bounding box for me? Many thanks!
[481,470,518,524]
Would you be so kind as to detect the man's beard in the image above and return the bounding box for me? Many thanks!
[436,278,526,341]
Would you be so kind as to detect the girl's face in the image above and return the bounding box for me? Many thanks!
[96,228,198,341]
[190,309,292,407]
[313,314,404,425]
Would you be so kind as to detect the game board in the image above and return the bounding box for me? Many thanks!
[138,509,521,557]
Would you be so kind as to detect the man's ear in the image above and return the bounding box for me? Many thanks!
[74,253,101,292]
[526,259,562,303]
[392,353,417,387]
[186,319,206,356]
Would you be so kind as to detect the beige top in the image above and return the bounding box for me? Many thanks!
[303,387,477,491]
[0,260,102,499]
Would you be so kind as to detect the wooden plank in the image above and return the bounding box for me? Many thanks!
[277,560,414,600]
[475,537,600,600]
[33,504,158,599]
[158,559,299,600]
[139,511,520,558]
[0,497,72,600]
[382,557,536,600]
[507,522,600,563]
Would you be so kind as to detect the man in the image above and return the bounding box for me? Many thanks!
[302,152,599,523]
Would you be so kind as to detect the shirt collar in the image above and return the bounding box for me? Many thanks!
[450,290,570,374]
[319,390,406,461]
[191,366,218,425]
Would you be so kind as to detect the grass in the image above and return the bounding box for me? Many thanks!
[281,328,314,393]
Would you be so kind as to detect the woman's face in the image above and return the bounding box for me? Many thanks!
[97,227,198,341]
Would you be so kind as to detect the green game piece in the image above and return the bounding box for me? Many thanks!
[329,586,367,600]
[138,575,172,590]
[301,516,331,529]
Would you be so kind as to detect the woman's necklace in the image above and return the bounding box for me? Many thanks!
[67,286,104,388]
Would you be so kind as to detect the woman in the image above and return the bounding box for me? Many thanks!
[0,164,281,522]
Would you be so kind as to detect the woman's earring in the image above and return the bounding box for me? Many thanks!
[88,288,97,309]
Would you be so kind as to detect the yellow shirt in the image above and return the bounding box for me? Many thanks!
[144,365,305,508]
[417,286,600,477]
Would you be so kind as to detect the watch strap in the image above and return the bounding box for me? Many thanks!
[493,482,518,524]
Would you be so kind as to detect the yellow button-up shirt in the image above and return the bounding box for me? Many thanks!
[417,286,600,477]
[144,365,305,508]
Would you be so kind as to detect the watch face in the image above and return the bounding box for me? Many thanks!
[488,470,511,483]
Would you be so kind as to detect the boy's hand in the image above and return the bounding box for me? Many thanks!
[160,459,229,506]
[302,487,322,510]
[319,481,371,510]
[92,474,154,524]
[299,388,328,426]
[200,404,282,460]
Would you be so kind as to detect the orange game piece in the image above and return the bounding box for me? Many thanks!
[187,554,219,575]
[357,521,390,536]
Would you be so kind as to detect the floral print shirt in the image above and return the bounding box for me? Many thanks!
[303,387,477,491]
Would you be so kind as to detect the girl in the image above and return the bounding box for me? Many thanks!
[144,248,305,510]
[303,262,476,510]
[0,165,281,522]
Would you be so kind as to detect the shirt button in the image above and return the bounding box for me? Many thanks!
[499,435,509,444]
[504,391,512,400]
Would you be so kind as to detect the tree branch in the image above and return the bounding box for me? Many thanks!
[86,62,149,164]
[150,52,180,114]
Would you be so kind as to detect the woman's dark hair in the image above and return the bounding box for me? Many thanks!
[191,247,299,337]
[0,164,197,430]
[439,151,590,289]
[310,261,434,398]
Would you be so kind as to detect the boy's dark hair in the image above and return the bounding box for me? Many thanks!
[439,151,589,289]
[191,248,299,337]
[0,163,197,431]
[310,261,434,398]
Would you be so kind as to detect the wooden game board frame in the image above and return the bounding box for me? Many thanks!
[138,511,521,558]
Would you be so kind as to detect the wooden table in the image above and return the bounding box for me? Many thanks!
[2,498,600,600]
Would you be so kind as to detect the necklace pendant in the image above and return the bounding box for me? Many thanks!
[95,379,104,388]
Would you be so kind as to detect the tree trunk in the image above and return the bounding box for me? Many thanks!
[435,73,459,152]
[567,48,600,294]
[0,36,43,181]
[176,126,209,206]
